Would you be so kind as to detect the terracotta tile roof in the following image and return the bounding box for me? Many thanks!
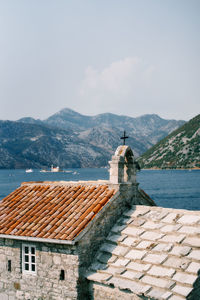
[87,205,200,299]
[0,181,117,241]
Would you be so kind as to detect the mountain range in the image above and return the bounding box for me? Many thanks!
[139,114,200,169]
[19,108,185,155]
[0,108,185,168]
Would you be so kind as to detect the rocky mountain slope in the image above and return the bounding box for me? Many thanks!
[0,109,185,169]
[0,121,110,168]
[138,114,200,169]
[44,108,184,146]
[19,108,185,157]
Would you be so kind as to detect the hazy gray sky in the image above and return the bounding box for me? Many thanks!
[0,0,199,121]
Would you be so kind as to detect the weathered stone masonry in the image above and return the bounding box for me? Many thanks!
[87,205,200,300]
[0,239,79,300]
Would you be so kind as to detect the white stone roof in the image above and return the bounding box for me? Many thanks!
[87,205,200,299]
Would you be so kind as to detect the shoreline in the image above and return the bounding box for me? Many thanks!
[142,167,200,170]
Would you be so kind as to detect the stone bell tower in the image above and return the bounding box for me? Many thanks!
[109,145,137,184]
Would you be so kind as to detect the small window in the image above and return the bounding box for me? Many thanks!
[8,260,12,272]
[22,244,36,274]
[60,269,65,280]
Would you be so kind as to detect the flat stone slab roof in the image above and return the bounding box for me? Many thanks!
[87,205,200,299]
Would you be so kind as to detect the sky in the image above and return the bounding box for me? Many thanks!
[0,0,199,121]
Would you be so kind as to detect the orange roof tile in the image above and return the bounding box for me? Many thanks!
[0,181,117,241]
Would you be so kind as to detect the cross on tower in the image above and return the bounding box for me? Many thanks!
[120,130,129,145]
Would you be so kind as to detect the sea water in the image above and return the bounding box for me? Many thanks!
[0,169,199,211]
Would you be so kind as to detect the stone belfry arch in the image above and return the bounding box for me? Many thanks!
[109,145,137,184]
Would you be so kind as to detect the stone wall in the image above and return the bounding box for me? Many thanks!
[0,238,79,300]
[76,183,152,299]
[77,182,153,268]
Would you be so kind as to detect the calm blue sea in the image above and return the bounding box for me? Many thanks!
[0,169,199,211]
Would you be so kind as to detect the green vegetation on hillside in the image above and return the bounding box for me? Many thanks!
[138,114,200,169]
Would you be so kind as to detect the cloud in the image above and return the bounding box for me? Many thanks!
[79,57,156,114]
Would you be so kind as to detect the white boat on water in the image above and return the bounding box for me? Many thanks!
[51,165,60,172]
[25,169,33,173]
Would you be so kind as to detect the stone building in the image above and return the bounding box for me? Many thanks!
[0,145,200,300]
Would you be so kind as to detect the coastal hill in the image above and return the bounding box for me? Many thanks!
[139,114,200,169]
[44,108,184,148]
[0,109,185,169]
[19,108,184,155]
[0,121,110,169]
